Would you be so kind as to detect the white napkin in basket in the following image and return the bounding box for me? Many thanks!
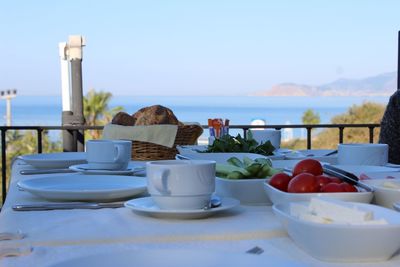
[102,124,178,148]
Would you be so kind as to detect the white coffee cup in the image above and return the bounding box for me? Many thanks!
[86,139,132,170]
[249,129,281,149]
[146,160,216,210]
[337,143,389,166]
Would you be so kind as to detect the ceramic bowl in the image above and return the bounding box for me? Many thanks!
[337,143,388,166]
[177,153,276,204]
[263,182,373,205]
[273,201,400,262]
[216,177,270,205]
[362,176,400,209]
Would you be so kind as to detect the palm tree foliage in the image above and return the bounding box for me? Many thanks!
[83,89,123,139]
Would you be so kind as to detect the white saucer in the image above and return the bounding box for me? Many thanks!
[276,148,292,154]
[17,175,147,201]
[124,197,240,219]
[69,164,141,175]
[19,152,87,169]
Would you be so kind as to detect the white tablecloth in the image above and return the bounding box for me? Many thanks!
[1,159,400,266]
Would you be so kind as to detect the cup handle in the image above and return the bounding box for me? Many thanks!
[153,168,170,194]
[113,144,128,162]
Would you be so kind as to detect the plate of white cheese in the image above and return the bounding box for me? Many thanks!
[273,197,400,262]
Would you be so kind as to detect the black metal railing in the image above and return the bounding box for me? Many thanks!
[0,123,380,203]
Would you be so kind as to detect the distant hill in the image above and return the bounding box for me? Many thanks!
[251,72,397,96]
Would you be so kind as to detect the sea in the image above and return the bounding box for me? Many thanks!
[0,95,391,143]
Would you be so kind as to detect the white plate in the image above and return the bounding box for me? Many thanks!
[269,151,285,160]
[177,152,269,164]
[332,165,399,177]
[19,152,87,169]
[49,248,305,267]
[360,171,400,180]
[69,164,138,175]
[124,197,240,219]
[176,145,207,154]
[17,175,147,201]
[275,148,292,154]
[271,159,329,170]
[284,150,338,164]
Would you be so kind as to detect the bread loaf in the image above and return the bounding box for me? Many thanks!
[111,105,183,126]
[132,105,181,125]
[111,111,136,126]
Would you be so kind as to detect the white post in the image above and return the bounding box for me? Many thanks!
[59,42,71,112]
[6,97,11,126]
[0,90,17,126]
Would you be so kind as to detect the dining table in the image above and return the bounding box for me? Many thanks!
[1,153,400,267]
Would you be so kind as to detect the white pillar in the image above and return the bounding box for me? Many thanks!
[59,42,71,112]
[5,97,11,126]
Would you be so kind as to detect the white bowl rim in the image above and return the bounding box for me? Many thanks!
[264,181,372,196]
[217,176,268,182]
[363,179,400,191]
[273,201,400,229]
[339,143,388,147]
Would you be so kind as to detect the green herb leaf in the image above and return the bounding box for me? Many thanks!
[203,133,275,156]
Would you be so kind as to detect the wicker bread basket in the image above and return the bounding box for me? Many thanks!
[131,124,203,160]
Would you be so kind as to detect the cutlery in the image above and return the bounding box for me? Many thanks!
[305,150,338,157]
[322,164,374,192]
[0,231,25,241]
[393,202,400,211]
[323,150,338,156]
[203,196,222,210]
[20,168,76,175]
[175,154,191,160]
[0,246,32,258]
[246,246,264,255]
[12,202,125,211]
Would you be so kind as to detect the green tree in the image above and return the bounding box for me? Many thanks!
[282,102,385,150]
[2,130,61,196]
[302,109,320,124]
[312,102,384,148]
[83,89,123,139]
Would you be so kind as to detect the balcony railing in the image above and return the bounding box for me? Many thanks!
[0,123,381,203]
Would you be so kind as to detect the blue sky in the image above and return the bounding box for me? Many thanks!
[0,0,398,96]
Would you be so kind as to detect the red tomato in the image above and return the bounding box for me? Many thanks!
[315,175,332,189]
[340,182,358,192]
[269,173,292,192]
[287,173,319,193]
[292,159,323,176]
[320,182,346,192]
[329,177,342,184]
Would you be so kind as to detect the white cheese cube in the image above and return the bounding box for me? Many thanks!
[382,181,400,189]
[290,203,309,217]
[358,218,388,225]
[308,197,373,224]
[298,213,332,224]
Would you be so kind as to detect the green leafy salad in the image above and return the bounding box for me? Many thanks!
[202,132,275,156]
[216,156,282,179]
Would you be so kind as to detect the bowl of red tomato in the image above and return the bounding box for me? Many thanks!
[264,158,373,205]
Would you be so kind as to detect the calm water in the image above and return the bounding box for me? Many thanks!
[0,95,390,141]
